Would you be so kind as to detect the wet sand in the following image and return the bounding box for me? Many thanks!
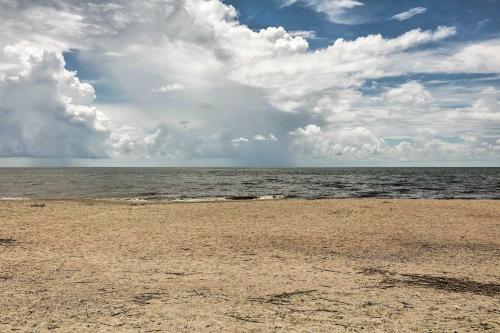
[1,199,499,332]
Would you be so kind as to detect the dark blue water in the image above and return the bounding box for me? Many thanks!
[0,168,499,200]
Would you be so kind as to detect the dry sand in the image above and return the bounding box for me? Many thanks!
[0,199,499,332]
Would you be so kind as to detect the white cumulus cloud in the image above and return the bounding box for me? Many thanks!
[290,125,386,158]
[0,43,110,158]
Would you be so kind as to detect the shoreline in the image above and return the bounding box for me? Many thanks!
[2,196,499,203]
[1,199,499,331]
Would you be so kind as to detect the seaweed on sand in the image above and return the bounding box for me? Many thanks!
[0,238,16,246]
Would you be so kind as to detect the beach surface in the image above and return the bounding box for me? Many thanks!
[1,199,499,332]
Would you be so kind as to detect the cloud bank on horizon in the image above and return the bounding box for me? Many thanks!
[0,0,499,166]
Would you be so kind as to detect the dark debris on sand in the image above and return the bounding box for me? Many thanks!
[361,267,500,297]
[0,238,16,246]
[249,289,317,305]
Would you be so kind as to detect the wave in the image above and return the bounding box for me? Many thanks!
[173,197,228,203]
[1,197,29,201]
[257,195,285,200]
[174,195,286,202]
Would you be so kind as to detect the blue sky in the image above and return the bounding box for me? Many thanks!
[226,0,500,47]
[1,0,500,166]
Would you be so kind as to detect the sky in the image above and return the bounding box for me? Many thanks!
[1,0,500,167]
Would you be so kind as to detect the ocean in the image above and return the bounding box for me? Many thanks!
[0,167,499,201]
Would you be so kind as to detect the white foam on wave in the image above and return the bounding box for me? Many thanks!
[124,198,149,202]
[92,195,286,203]
[257,195,285,200]
[173,197,228,203]
[1,197,29,201]
[99,197,150,203]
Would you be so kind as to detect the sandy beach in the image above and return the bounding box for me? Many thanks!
[0,199,499,332]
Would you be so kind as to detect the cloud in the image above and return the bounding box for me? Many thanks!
[1,0,306,160]
[383,81,433,108]
[289,124,500,162]
[389,135,500,162]
[290,125,386,158]
[0,0,499,165]
[288,80,500,162]
[231,137,249,147]
[110,123,255,160]
[280,0,364,24]
[450,87,500,122]
[253,134,278,141]
[289,30,317,39]
[230,26,456,112]
[0,42,110,158]
[152,83,185,93]
[391,7,427,21]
